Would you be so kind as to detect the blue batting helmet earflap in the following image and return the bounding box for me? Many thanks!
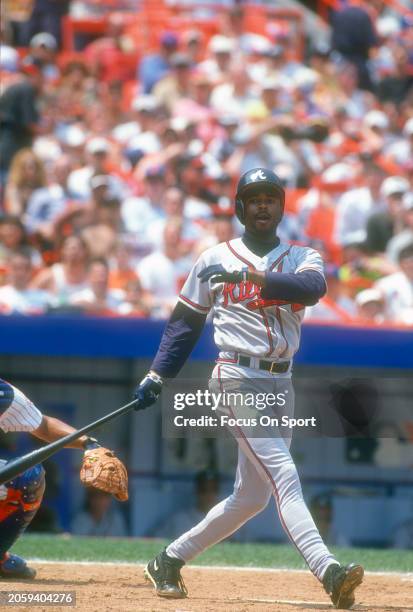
[235,168,285,224]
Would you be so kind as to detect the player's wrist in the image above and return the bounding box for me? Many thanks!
[147,370,164,386]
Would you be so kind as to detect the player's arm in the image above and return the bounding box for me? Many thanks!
[31,415,98,450]
[134,302,207,410]
[198,249,326,306]
[248,269,326,306]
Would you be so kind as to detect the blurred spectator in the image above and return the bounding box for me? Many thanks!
[118,278,151,317]
[108,240,139,291]
[31,234,90,306]
[334,162,386,247]
[199,35,235,83]
[70,258,125,314]
[147,186,204,253]
[121,165,166,242]
[153,52,193,112]
[24,155,79,242]
[81,195,123,259]
[153,470,219,539]
[355,289,386,325]
[0,215,42,275]
[72,488,127,537]
[0,57,44,189]
[139,31,179,94]
[365,176,410,253]
[83,14,135,83]
[386,193,413,264]
[67,137,117,201]
[0,251,51,315]
[3,148,46,216]
[374,242,413,324]
[55,59,94,123]
[28,32,59,80]
[21,0,70,48]
[137,219,193,318]
[331,1,378,90]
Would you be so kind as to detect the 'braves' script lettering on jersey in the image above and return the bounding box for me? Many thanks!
[221,282,305,313]
[178,238,325,360]
[222,281,260,307]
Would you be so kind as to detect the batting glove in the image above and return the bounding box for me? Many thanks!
[0,379,14,412]
[133,371,163,411]
[198,264,249,284]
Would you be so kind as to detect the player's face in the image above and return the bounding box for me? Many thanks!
[243,190,283,235]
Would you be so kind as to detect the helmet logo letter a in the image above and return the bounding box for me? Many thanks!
[250,169,266,181]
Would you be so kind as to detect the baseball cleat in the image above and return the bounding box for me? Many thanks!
[0,553,36,580]
[323,562,364,609]
[144,548,188,599]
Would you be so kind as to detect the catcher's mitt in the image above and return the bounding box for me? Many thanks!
[80,447,128,502]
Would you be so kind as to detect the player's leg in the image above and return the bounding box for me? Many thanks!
[234,430,363,608]
[0,462,45,579]
[144,446,271,598]
[167,446,271,561]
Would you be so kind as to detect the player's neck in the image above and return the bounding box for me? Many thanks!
[242,229,280,257]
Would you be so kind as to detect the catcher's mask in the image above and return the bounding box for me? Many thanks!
[235,167,285,224]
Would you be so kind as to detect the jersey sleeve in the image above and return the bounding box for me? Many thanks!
[0,383,43,433]
[293,246,326,278]
[178,254,213,314]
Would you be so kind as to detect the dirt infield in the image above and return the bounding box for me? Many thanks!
[2,562,412,612]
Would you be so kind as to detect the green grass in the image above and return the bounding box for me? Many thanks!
[12,535,413,573]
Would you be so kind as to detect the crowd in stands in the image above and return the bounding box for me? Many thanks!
[0,0,412,325]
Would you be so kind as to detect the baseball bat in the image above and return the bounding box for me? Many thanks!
[0,398,140,486]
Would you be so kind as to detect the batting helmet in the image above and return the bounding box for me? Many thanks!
[235,168,285,224]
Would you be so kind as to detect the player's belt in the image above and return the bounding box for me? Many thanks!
[237,355,290,374]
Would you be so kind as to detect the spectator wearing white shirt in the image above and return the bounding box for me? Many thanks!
[121,166,166,249]
[386,193,413,264]
[198,35,235,84]
[365,176,410,253]
[147,186,204,254]
[334,162,386,247]
[24,155,79,241]
[374,242,413,324]
[70,258,125,314]
[67,137,125,202]
[0,251,51,315]
[355,288,386,325]
[137,219,193,318]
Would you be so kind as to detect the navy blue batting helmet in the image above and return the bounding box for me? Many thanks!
[235,168,285,224]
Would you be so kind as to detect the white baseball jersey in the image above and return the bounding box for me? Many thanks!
[178,238,325,360]
[0,383,43,433]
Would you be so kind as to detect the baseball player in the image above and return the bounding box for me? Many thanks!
[134,168,364,609]
[0,379,128,579]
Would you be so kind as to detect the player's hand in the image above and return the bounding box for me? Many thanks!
[133,371,163,411]
[0,379,14,411]
[198,264,249,284]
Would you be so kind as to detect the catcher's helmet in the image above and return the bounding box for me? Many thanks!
[235,168,285,224]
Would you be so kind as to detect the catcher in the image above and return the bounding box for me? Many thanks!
[0,378,128,579]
